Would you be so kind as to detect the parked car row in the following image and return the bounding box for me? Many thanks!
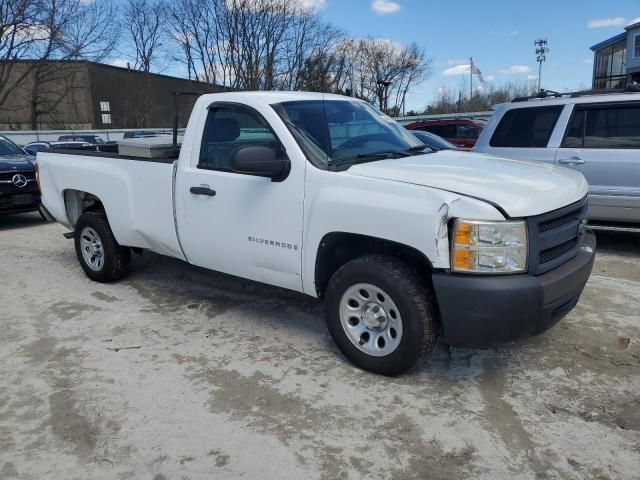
[405,117,487,149]
[24,141,95,155]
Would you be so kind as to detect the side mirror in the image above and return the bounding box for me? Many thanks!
[231,145,290,182]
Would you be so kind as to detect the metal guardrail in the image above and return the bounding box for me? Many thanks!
[394,111,494,124]
[1,110,495,144]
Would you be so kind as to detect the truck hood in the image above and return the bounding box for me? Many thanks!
[0,155,34,172]
[345,150,588,218]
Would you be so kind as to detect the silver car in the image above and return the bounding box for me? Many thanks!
[473,89,640,230]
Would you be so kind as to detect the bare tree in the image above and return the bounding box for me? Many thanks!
[168,0,223,83]
[0,0,48,108]
[426,81,538,114]
[220,0,298,90]
[165,0,430,110]
[349,38,431,114]
[31,0,118,128]
[0,0,119,128]
[167,0,345,90]
[278,9,344,91]
[123,0,166,72]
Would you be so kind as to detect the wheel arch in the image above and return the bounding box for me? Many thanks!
[313,232,435,298]
[63,189,105,227]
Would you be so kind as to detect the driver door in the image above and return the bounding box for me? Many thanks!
[174,102,305,291]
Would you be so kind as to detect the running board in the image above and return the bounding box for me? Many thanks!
[589,224,640,233]
[63,231,74,239]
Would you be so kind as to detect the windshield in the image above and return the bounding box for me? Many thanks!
[0,137,25,156]
[413,131,457,150]
[272,99,426,168]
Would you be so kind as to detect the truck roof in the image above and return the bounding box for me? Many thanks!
[197,91,356,105]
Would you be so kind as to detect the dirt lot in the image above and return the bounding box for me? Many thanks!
[0,213,639,480]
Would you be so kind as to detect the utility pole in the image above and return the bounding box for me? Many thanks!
[376,78,391,113]
[470,57,473,100]
[535,38,549,91]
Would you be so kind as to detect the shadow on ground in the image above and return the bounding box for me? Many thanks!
[0,212,46,232]
[121,250,523,379]
[593,230,640,257]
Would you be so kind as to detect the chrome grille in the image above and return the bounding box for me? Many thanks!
[0,171,36,182]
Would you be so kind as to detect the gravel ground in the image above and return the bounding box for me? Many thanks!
[1,213,639,480]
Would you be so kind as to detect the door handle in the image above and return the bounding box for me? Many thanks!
[190,186,216,196]
[558,156,585,165]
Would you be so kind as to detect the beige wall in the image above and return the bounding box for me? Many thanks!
[0,62,93,130]
[0,61,225,130]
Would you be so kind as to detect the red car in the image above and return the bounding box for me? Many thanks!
[404,118,486,150]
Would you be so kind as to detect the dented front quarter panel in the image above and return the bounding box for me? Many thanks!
[432,194,507,267]
[301,166,506,297]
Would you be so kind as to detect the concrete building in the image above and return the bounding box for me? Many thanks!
[590,21,640,89]
[0,61,225,130]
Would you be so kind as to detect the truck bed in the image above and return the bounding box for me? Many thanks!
[37,149,185,260]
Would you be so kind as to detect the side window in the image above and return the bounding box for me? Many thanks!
[583,106,640,149]
[490,106,563,148]
[198,105,284,171]
[456,125,478,139]
[562,110,585,148]
[421,125,441,136]
[440,125,457,138]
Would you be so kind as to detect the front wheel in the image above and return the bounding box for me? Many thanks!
[74,212,131,282]
[324,255,438,376]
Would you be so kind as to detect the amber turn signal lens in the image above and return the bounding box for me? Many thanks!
[453,250,472,269]
[454,222,472,245]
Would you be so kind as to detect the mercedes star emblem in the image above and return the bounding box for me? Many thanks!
[11,174,28,188]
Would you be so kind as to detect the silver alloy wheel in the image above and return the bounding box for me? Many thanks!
[339,283,403,357]
[80,226,105,271]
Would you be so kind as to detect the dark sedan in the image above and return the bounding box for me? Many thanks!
[0,136,40,215]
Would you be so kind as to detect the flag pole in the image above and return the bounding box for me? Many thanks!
[470,57,473,100]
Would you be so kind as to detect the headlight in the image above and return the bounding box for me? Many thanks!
[451,219,528,274]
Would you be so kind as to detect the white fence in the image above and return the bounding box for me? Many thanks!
[0,128,176,146]
[394,111,493,125]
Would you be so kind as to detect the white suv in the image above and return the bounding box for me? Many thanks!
[473,89,640,229]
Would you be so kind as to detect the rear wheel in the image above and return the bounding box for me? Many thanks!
[324,255,437,376]
[74,212,131,282]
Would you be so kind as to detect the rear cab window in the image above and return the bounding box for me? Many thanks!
[490,105,563,148]
[562,103,640,149]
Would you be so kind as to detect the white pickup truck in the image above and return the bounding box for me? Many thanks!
[37,92,596,376]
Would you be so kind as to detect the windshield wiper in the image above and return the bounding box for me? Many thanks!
[405,145,429,153]
[331,150,409,166]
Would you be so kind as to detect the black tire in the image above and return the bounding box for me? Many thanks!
[74,212,131,282]
[324,255,437,376]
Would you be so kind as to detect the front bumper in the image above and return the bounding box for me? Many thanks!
[432,231,596,348]
[0,191,41,215]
